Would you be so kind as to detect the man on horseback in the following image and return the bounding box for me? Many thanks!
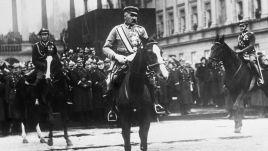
[26,28,61,101]
[103,6,165,118]
[236,21,264,86]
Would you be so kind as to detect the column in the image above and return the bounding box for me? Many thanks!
[163,0,167,37]
[197,0,203,30]
[173,0,179,33]
[41,0,48,28]
[21,0,29,41]
[185,0,191,31]
[210,0,217,27]
[97,0,102,9]
[84,0,88,13]
[225,0,235,24]
[261,0,268,18]
[243,0,250,20]
[70,0,75,19]
[12,0,18,32]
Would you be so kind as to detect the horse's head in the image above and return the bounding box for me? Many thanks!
[141,39,169,79]
[209,35,227,68]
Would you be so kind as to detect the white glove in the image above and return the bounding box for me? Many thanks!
[114,54,127,64]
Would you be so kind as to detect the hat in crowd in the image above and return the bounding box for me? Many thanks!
[123,6,139,15]
[97,60,104,65]
[104,58,110,63]
[68,61,75,67]
[77,57,83,63]
[12,63,20,68]
[38,28,49,35]
[69,49,74,53]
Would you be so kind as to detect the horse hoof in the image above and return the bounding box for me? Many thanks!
[140,146,147,151]
[23,138,29,144]
[66,139,73,146]
[40,138,47,143]
[47,139,53,146]
[234,127,241,133]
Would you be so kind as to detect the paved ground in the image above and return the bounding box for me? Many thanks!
[1,108,268,151]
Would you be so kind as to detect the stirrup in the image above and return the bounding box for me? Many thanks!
[107,110,117,122]
[154,104,166,115]
[257,79,264,86]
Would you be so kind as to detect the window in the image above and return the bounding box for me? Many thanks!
[157,14,164,38]
[167,11,174,35]
[204,50,210,58]
[179,53,184,60]
[191,6,198,31]
[253,0,262,19]
[191,51,197,65]
[219,0,227,25]
[179,9,186,33]
[237,1,243,20]
[204,2,211,28]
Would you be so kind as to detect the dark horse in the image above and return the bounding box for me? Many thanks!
[36,51,72,146]
[209,35,268,133]
[115,40,169,151]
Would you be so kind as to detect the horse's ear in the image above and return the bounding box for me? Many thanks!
[219,35,225,43]
[215,34,219,42]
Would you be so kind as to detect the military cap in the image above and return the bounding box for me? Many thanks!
[38,28,49,35]
[97,60,104,65]
[13,63,20,68]
[104,58,110,63]
[238,20,248,26]
[68,61,75,68]
[123,6,139,15]
[77,57,83,63]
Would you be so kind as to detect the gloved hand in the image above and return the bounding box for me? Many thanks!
[114,54,127,64]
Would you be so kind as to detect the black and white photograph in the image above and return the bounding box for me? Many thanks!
[0,0,268,150]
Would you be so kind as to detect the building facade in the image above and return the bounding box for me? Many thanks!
[144,0,268,66]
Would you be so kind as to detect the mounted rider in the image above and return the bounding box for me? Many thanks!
[103,6,165,119]
[236,21,264,86]
[26,28,61,104]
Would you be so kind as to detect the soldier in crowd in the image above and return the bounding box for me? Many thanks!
[91,60,106,122]
[196,57,211,106]
[236,21,264,85]
[176,59,193,114]
[71,57,92,123]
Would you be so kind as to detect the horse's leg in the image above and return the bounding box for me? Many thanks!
[138,110,150,151]
[21,122,29,143]
[233,90,245,133]
[47,102,54,146]
[120,109,131,151]
[61,103,72,146]
[36,123,46,143]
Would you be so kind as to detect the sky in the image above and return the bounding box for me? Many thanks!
[0,0,98,40]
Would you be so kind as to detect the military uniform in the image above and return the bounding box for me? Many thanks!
[237,27,263,85]
[103,23,148,58]
[237,30,256,60]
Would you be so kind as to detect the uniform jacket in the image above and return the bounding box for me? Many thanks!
[32,41,61,72]
[237,30,256,54]
[103,23,148,59]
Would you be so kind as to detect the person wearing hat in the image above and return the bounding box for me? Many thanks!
[26,28,61,87]
[103,6,148,89]
[236,21,263,85]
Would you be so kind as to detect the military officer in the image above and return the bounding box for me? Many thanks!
[27,28,61,86]
[103,6,148,90]
[236,21,263,85]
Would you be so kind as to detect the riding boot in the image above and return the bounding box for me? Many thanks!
[253,63,264,86]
